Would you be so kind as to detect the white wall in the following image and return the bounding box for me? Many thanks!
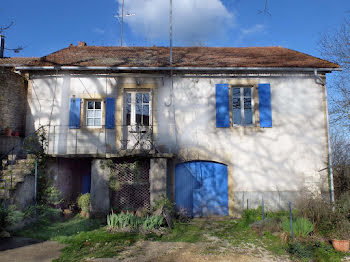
[26,72,330,213]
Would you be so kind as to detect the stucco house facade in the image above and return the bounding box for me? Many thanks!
[4,44,340,217]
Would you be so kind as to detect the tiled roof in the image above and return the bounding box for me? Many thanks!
[0,57,39,67]
[1,46,340,69]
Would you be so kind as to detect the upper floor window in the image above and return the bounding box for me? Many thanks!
[125,92,150,126]
[232,87,253,126]
[86,100,102,127]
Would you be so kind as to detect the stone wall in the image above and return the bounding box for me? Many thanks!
[0,69,27,135]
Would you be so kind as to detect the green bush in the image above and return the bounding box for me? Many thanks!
[153,194,175,216]
[281,217,314,238]
[239,207,262,227]
[5,205,25,226]
[287,241,314,260]
[43,186,63,206]
[77,193,91,213]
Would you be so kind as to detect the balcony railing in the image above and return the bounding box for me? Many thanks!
[44,125,163,156]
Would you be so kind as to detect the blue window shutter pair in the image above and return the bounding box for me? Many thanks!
[68,97,116,129]
[258,83,272,128]
[69,98,81,129]
[215,83,272,128]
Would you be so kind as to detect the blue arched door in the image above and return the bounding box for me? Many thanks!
[175,161,228,217]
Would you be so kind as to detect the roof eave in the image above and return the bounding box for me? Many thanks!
[14,66,342,73]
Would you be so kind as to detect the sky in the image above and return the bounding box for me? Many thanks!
[1,0,349,59]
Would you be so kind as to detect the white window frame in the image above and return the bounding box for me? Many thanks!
[124,91,152,126]
[86,100,103,128]
[232,87,254,126]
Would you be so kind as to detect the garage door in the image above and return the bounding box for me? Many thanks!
[175,161,228,217]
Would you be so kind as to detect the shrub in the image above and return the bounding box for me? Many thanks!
[250,217,282,235]
[4,205,24,226]
[77,193,91,213]
[239,207,262,227]
[153,194,175,216]
[43,186,63,207]
[281,217,314,238]
[287,240,314,260]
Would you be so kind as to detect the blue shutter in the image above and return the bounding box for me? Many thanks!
[105,98,115,129]
[69,98,81,129]
[216,84,230,127]
[258,83,272,127]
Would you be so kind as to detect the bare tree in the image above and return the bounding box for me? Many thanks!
[319,19,350,129]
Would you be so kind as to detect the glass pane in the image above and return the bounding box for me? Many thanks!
[233,109,241,125]
[143,105,149,116]
[126,93,131,103]
[244,109,253,125]
[244,88,251,97]
[136,104,142,115]
[143,93,150,103]
[94,118,101,126]
[87,118,94,126]
[136,114,141,124]
[88,101,94,109]
[244,98,252,109]
[232,88,240,97]
[95,110,101,117]
[95,101,101,109]
[87,110,94,117]
[126,104,131,126]
[232,97,240,109]
[143,115,149,126]
[136,93,142,104]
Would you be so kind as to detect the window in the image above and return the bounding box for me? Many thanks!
[125,92,150,126]
[232,87,253,125]
[86,100,102,127]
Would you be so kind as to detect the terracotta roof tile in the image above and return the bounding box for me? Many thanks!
[2,46,340,69]
[0,57,40,67]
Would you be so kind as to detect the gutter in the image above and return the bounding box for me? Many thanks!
[14,66,342,73]
[314,69,335,205]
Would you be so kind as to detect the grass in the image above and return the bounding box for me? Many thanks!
[14,215,139,261]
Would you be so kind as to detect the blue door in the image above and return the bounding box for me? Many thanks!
[175,161,228,217]
[82,174,91,194]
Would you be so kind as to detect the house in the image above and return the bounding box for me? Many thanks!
[2,43,340,217]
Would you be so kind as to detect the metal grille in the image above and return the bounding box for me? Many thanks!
[110,159,150,211]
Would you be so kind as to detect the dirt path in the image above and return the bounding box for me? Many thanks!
[0,237,66,262]
[93,240,291,262]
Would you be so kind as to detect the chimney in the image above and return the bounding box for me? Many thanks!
[0,35,4,58]
[78,41,87,47]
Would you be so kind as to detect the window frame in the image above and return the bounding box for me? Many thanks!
[85,100,103,128]
[123,90,152,127]
[231,87,254,126]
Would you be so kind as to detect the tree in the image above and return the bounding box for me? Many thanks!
[319,19,350,129]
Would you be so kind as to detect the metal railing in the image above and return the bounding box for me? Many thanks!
[45,124,164,156]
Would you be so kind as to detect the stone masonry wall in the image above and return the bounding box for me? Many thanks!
[0,69,27,135]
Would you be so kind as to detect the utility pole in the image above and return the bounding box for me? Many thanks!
[169,0,173,65]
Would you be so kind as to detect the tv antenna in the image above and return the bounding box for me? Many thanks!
[114,0,135,47]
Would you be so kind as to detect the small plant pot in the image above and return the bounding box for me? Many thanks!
[13,131,20,137]
[332,239,349,252]
[5,129,12,137]
[80,210,90,218]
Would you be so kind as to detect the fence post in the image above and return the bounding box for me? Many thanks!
[289,201,294,238]
[262,195,265,220]
[10,151,14,189]
[34,157,38,218]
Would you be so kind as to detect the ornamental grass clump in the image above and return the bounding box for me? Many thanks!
[281,217,314,238]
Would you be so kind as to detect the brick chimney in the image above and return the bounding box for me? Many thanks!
[0,35,5,58]
[78,41,87,47]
